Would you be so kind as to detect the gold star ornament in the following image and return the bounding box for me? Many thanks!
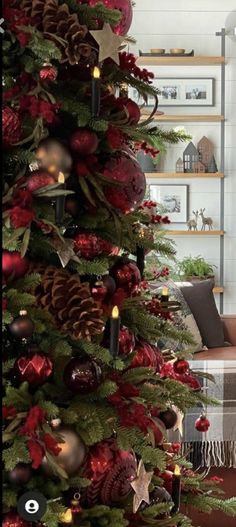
[90,23,124,64]
[131,460,154,513]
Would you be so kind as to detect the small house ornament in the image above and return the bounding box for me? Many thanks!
[197,136,214,169]
[176,157,184,173]
[183,142,199,172]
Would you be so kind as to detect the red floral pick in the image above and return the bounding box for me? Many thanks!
[12,189,33,208]
[20,406,46,437]
[2,406,17,420]
[9,206,35,228]
[42,433,62,456]
[209,476,224,484]
[27,439,44,469]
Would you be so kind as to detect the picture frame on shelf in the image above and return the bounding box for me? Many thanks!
[149,184,189,223]
[129,78,214,107]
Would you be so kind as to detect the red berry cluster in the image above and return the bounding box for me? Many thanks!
[119,52,155,84]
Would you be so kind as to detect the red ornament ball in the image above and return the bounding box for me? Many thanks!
[110,259,141,294]
[2,251,29,279]
[119,326,135,355]
[91,282,108,302]
[117,97,141,124]
[3,106,22,146]
[9,311,34,339]
[88,0,133,35]
[176,373,202,392]
[83,438,137,506]
[195,414,210,432]
[70,128,99,156]
[39,64,58,81]
[102,275,116,298]
[102,153,146,213]
[74,233,115,259]
[2,512,30,527]
[15,352,53,386]
[131,341,164,372]
[148,417,166,446]
[63,357,102,394]
[159,408,178,430]
[174,359,190,375]
[26,170,55,192]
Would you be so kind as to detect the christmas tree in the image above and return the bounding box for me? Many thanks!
[2,2,236,527]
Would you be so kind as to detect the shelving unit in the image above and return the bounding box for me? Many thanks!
[141,35,226,312]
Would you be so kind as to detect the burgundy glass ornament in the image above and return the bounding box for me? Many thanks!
[102,153,146,213]
[195,414,210,432]
[9,311,34,339]
[26,170,55,192]
[159,408,178,430]
[15,352,53,386]
[7,463,32,485]
[2,251,29,279]
[70,128,99,156]
[131,341,164,372]
[91,282,107,302]
[110,259,141,294]
[63,357,102,394]
[173,359,189,375]
[119,326,135,355]
[88,0,133,35]
[83,438,137,505]
[117,97,141,124]
[74,233,115,259]
[102,275,116,297]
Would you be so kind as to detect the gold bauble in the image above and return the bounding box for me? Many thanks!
[42,428,86,477]
[36,139,73,179]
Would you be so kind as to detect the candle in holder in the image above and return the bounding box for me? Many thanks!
[55,171,65,225]
[171,464,181,514]
[110,305,121,357]
[59,508,73,526]
[91,66,101,117]
[160,286,169,303]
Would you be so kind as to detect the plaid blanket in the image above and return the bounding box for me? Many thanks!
[169,360,236,468]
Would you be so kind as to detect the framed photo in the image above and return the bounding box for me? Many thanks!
[152,77,214,107]
[129,78,214,107]
[149,184,189,223]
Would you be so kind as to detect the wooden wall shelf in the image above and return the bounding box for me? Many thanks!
[141,112,224,122]
[137,56,225,66]
[146,172,224,179]
[166,230,224,236]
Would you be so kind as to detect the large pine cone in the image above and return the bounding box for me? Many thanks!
[21,0,97,65]
[30,264,105,341]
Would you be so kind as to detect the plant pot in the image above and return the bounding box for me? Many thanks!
[184,275,215,284]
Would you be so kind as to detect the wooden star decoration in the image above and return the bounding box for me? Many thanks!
[131,460,153,513]
[90,23,124,64]
[172,405,184,436]
[50,238,80,268]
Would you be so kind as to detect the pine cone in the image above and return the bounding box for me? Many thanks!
[30,264,104,341]
[21,0,96,66]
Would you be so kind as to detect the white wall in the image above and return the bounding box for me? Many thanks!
[130,0,236,313]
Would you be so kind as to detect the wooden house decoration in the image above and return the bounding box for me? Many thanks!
[192,160,206,173]
[183,142,199,172]
[208,155,218,173]
[197,136,214,170]
[176,157,184,173]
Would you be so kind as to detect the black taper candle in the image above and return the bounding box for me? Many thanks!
[160,287,169,304]
[136,245,145,279]
[55,172,65,225]
[171,465,181,515]
[110,305,121,357]
[91,66,101,117]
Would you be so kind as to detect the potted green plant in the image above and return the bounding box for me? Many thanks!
[176,255,216,283]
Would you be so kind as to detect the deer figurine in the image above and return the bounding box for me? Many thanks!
[199,208,213,230]
[187,210,199,231]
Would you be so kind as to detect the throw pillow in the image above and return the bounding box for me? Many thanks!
[180,279,225,348]
[150,280,203,353]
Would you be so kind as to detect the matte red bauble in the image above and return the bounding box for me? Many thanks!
[2,512,30,527]
[159,408,178,430]
[148,417,166,446]
[173,359,189,375]
[195,414,210,432]
[26,170,55,192]
[7,463,32,485]
[131,341,164,372]
[70,129,99,156]
[91,282,107,302]
[63,357,102,394]
[3,106,22,146]
[39,64,58,81]
[88,0,133,35]
[110,259,141,294]
[15,352,53,386]
[74,233,115,259]
[119,326,135,355]
[83,438,137,506]
[176,373,202,392]
[2,251,29,279]
[9,311,34,339]
[117,97,141,124]
[103,154,146,213]
[102,153,146,213]
[42,427,86,476]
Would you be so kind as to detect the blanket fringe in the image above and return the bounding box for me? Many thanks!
[181,441,236,468]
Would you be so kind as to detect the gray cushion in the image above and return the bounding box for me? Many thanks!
[180,279,225,348]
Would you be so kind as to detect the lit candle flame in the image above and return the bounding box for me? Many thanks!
[58,172,65,184]
[174,465,181,476]
[93,66,101,79]
[112,305,119,319]
[59,508,72,524]
[161,287,169,297]
[48,164,57,174]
